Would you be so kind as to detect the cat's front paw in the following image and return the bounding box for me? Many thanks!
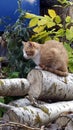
[35,66,42,70]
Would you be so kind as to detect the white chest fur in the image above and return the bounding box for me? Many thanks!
[33,53,40,65]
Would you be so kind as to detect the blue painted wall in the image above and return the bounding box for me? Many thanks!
[0,0,40,31]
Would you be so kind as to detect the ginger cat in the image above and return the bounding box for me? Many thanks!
[22,40,68,76]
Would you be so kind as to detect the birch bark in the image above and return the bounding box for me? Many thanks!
[27,69,73,100]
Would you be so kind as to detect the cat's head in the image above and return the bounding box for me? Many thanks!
[22,41,40,59]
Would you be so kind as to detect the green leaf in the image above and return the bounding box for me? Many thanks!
[56,29,65,37]
[0,97,5,117]
[55,15,61,24]
[45,37,52,41]
[9,72,19,78]
[30,31,49,43]
[47,22,56,28]
[53,37,59,41]
[57,24,63,27]
[58,0,73,6]
[58,0,67,4]
[33,25,46,33]
[48,9,57,19]
[66,27,73,40]
[64,43,73,73]
[65,16,71,23]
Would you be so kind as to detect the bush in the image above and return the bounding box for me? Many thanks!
[4,0,35,78]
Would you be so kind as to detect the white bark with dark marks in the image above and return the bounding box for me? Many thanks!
[27,69,73,101]
[1,100,73,127]
[0,78,30,96]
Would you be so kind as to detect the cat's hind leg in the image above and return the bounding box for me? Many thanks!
[46,67,68,77]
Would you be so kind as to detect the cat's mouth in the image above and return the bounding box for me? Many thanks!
[23,50,29,59]
[23,53,33,59]
[23,54,29,59]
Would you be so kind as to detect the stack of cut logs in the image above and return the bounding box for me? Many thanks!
[0,69,73,129]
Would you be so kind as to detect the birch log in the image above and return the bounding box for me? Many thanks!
[9,97,31,107]
[0,78,30,96]
[27,69,73,101]
[1,101,73,127]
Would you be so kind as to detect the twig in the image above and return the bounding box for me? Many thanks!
[0,121,41,130]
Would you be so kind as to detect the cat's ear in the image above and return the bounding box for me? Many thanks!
[29,41,34,47]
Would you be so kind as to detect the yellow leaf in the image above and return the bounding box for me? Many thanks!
[48,9,57,19]
[24,12,36,19]
[33,25,46,33]
[44,15,52,22]
[38,19,47,26]
[47,22,56,28]
[29,17,38,27]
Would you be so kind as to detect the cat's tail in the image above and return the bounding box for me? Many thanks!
[46,68,68,77]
